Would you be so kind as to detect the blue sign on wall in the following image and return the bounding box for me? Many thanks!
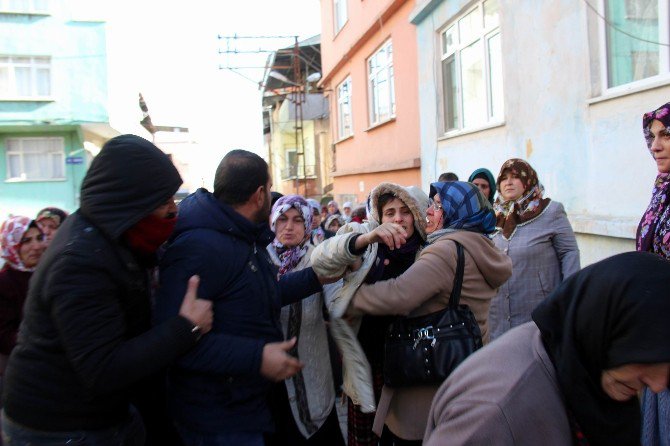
[66,156,84,165]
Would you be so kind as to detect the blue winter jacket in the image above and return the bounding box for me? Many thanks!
[154,189,322,434]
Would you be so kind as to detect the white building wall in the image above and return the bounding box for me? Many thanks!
[412,0,670,265]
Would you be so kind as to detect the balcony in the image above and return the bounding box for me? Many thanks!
[281,164,317,180]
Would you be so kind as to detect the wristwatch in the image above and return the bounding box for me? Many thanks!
[191,324,203,341]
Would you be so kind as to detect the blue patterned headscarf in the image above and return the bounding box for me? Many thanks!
[427,181,495,243]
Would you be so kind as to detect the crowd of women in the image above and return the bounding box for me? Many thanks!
[1,102,670,446]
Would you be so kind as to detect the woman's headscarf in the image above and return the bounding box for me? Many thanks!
[427,181,496,244]
[270,195,312,277]
[324,214,344,231]
[306,198,325,245]
[493,158,551,239]
[36,207,68,227]
[637,102,670,258]
[1,216,41,272]
[532,251,670,445]
[467,167,496,204]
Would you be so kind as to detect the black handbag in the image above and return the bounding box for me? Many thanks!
[383,241,483,387]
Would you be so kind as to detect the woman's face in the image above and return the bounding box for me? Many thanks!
[19,227,46,268]
[311,210,321,229]
[275,208,306,248]
[36,218,59,244]
[499,171,525,201]
[601,362,670,402]
[472,178,491,199]
[649,120,670,173]
[381,197,415,239]
[328,219,341,232]
[425,193,443,234]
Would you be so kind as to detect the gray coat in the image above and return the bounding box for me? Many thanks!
[489,200,580,340]
[424,323,572,445]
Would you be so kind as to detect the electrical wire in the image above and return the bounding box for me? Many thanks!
[582,0,669,47]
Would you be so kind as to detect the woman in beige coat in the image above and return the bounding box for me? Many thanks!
[346,181,512,444]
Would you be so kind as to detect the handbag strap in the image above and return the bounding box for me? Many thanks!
[448,241,465,309]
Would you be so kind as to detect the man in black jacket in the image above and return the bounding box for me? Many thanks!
[155,150,336,446]
[2,135,213,445]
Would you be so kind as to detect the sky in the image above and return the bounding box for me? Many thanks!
[103,0,322,188]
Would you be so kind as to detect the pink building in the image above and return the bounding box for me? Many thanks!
[320,0,421,204]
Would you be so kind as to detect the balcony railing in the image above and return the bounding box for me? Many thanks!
[281,164,317,180]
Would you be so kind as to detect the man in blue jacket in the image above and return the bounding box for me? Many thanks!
[155,150,333,446]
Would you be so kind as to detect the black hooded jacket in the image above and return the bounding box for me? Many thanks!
[3,135,199,432]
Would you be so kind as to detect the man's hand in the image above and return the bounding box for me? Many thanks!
[356,222,408,251]
[178,275,213,335]
[260,337,304,381]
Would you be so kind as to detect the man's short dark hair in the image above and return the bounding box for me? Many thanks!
[438,172,459,182]
[213,150,269,205]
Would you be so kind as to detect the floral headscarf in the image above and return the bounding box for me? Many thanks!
[1,216,41,272]
[270,195,312,277]
[637,102,670,258]
[427,181,496,244]
[493,158,551,239]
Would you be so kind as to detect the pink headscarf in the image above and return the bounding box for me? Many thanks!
[1,216,39,272]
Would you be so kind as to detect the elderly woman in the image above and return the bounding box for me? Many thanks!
[637,102,670,446]
[467,168,496,205]
[321,182,512,444]
[312,182,428,446]
[425,252,670,446]
[489,159,580,340]
[266,195,343,446]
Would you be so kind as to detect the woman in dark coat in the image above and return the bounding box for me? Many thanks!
[0,216,45,361]
[425,251,670,446]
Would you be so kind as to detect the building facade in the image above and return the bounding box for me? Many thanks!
[320,0,421,204]
[0,0,117,219]
[412,0,669,265]
[262,36,332,200]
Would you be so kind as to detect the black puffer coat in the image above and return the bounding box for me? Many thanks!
[3,135,199,434]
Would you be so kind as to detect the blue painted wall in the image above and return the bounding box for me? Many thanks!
[0,1,109,219]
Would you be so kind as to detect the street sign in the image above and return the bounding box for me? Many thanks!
[66,156,84,165]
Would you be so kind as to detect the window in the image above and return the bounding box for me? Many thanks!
[0,0,48,14]
[337,77,353,139]
[334,0,347,34]
[0,56,51,99]
[602,0,669,89]
[440,0,503,133]
[6,137,65,181]
[367,40,395,125]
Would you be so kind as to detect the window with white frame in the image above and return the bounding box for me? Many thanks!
[368,40,395,125]
[6,137,65,181]
[440,0,503,133]
[334,0,347,34]
[337,77,353,139]
[0,0,48,14]
[0,56,51,99]
[601,0,669,90]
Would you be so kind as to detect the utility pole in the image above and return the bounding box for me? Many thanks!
[217,34,312,197]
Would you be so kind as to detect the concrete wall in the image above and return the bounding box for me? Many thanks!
[335,167,421,204]
[413,0,669,265]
